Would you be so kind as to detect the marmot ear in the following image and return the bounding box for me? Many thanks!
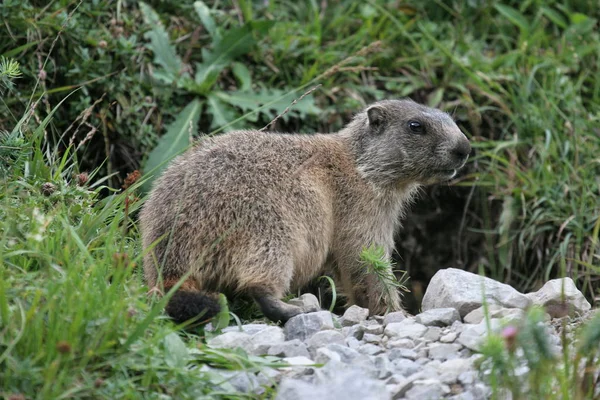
[367,105,385,131]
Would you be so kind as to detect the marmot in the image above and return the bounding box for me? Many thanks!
[140,99,471,324]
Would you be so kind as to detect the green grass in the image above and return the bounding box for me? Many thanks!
[1,0,599,397]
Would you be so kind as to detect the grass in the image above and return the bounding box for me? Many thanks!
[1,0,599,397]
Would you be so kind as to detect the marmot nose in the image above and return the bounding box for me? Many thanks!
[452,139,472,162]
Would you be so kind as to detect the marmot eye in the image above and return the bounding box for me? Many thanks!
[408,121,423,134]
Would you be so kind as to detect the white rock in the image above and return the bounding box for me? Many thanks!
[249,326,285,355]
[386,338,416,349]
[440,332,458,343]
[314,347,342,364]
[358,343,384,356]
[268,339,311,358]
[341,305,370,326]
[383,311,407,326]
[422,268,531,317]
[384,319,428,340]
[415,308,461,327]
[288,293,321,312]
[457,319,501,351]
[363,333,383,344]
[276,370,389,400]
[222,323,270,335]
[207,331,252,351]
[438,357,475,383]
[284,311,335,341]
[391,358,420,377]
[526,278,591,318]
[325,343,364,363]
[464,305,525,324]
[307,330,345,352]
[423,327,442,342]
[404,379,450,400]
[388,348,418,361]
[427,343,462,361]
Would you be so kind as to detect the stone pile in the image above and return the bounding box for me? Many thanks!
[202,268,592,400]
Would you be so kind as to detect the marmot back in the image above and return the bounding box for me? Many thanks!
[140,98,471,324]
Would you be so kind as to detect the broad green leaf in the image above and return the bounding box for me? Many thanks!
[232,62,252,91]
[194,21,274,94]
[163,332,189,368]
[540,7,567,29]
[193,1,218,39]
[142,99,202,192]
[139,2,183,83]
[207,94,240,131]
[494,4,529,34]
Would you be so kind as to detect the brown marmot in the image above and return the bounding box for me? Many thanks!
[140,99,471,324]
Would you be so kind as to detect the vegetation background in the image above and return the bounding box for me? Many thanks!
[0,0,598,398]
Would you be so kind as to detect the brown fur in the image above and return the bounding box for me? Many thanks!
[140,99,471,323]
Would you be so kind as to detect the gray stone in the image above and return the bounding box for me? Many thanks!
[345,336,361,349]
[387,338,416,349]
[440,331,458,343]
[423,326,442,342]
[422,268,531,317]
[383,311,407,326]
[314,347,342,364]
[384,319,428,340]
[307,330,345,351]
[427,343,462,361]
[284,311,335,341]
[288,293,321,312]
[342,324,364,340]
[464,305,525,324]
[392,358,420,377]
[358,343,384,356]
[249,326,285,355]
[218,370,262,394]
[363,333,383,344]
[458,370,478,386]
[362,323,384,335]
[526,278,591,318]
[276,370,389,400]
[438,357,475,383]
[388,348,418,361]
[386,377,413,400]
[457,319,501,351]
[325,343,364,363]
[207,331,252,351]
[416,308,461,327]
[222,323,271,335]
[341,305,370,326]
[404,379,449,400]
[374,355,394,379]
[268,339,311,358]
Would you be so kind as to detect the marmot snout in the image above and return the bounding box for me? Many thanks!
[140,98,471,324]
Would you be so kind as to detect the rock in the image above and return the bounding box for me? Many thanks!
[325,343,364,363]
[307,330,345,352]
[222,323,270,335]
[415,308,461,327]
[422,268,531,317]
[391,358,420,377]
[438,357,475,383]
[404,379,449,399]
[249,326,285,355]
[373,355,394,380]
[341,305,370,326]
[342,324,364,340]
[276,370,389,400]
[358,343,384,356]
[388,348,418,361]
[384,319,428,340]
[314,347,342,364]
[219,370,263,394]
[440,332,458,343]
[386,377,413,399]
[464,305,525,324]
[526,278,591,318]
[207,331,252,351]
[457,319,501,351]
[387,338,416,349]
[288,293,321,312]
[284,311,335,341]
[427,343,462,361]
[362,323,384,335]
[383,311,406,326]
[423,327,442,342]
[363,333,383,344]
[345,336,361,349]
[268,339,311,358]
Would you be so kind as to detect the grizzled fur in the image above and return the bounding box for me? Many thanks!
[140,99,471,324]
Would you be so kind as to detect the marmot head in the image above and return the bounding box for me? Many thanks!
[348,99,471,187]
